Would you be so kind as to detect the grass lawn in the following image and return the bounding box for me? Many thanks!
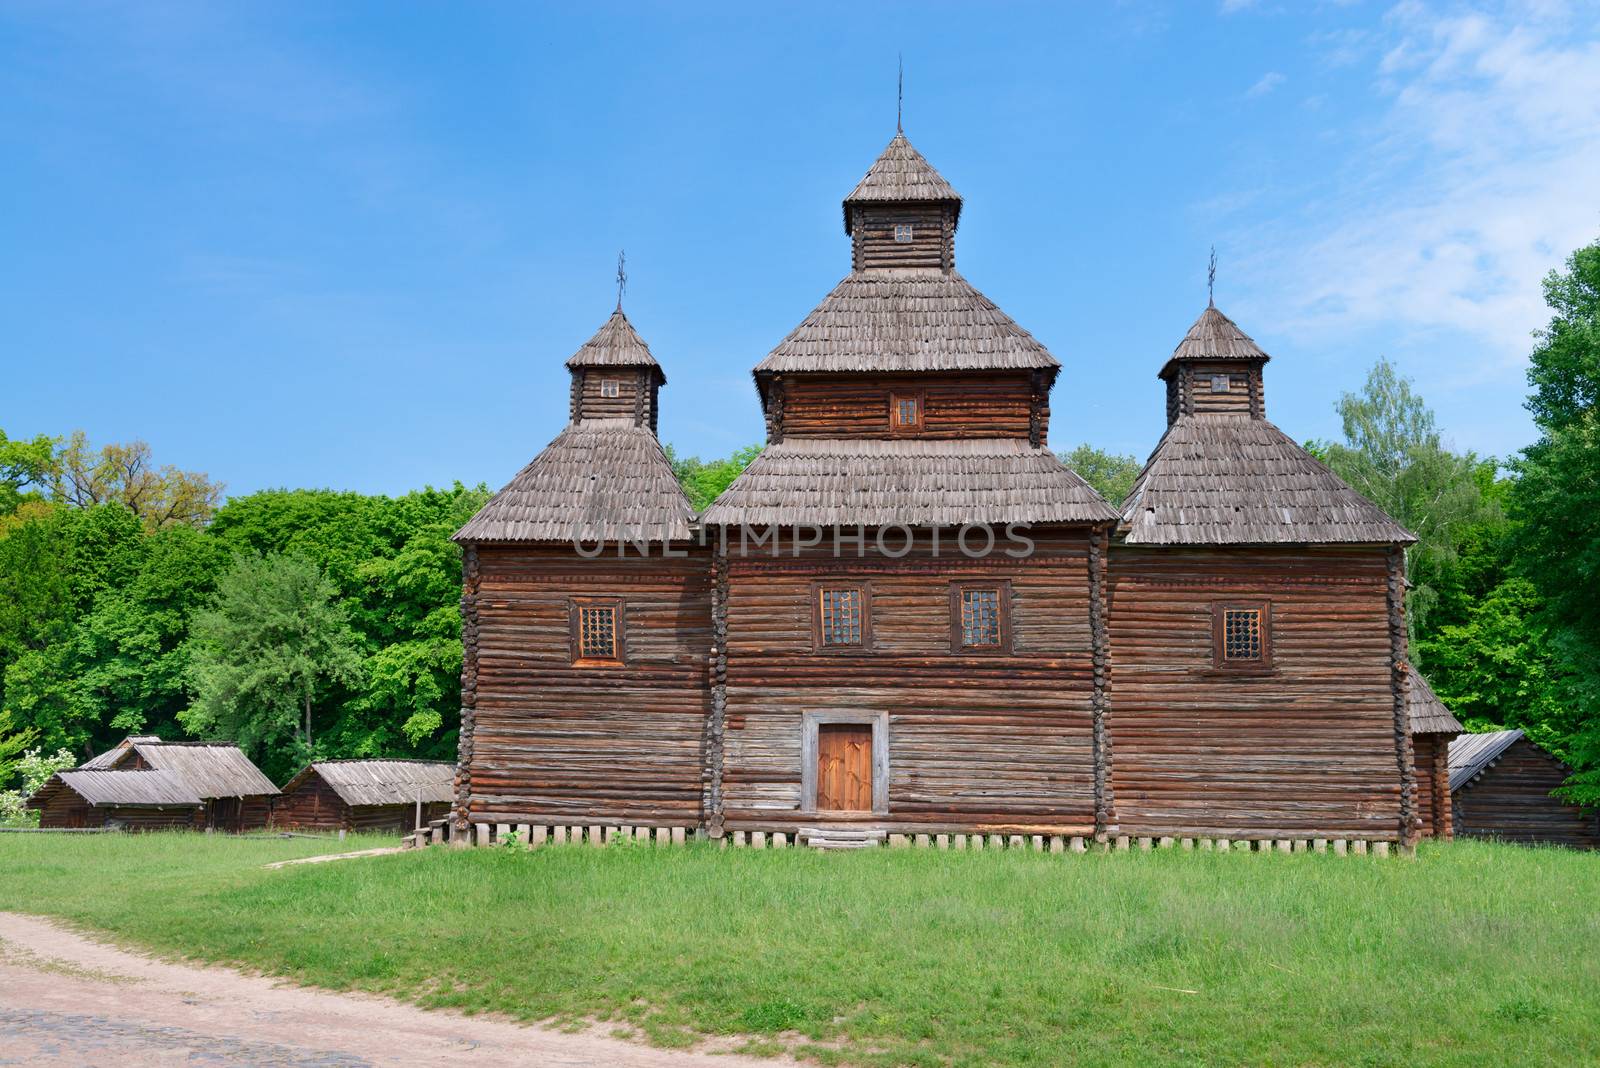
[1,834,1597,1067]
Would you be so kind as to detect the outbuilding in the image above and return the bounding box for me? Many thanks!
[273,759,454,834]
[1449,730,1599,849]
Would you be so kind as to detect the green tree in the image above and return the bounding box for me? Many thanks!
[0,429,57,517]
[1320,359,1499,632]
[0,709,35,788]
[183,553,364,767]
[667,444,762,511]
[1059,444,1142,506]
[53,431,224,528]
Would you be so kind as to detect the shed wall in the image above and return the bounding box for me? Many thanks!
[1453,740,1600,849]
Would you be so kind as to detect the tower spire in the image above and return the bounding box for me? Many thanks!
[897,54,903,133]
[615,249,627,311]
[1207,245,1217,308]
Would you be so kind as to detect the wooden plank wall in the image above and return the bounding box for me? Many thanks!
[1107,546,1405,840]
[1412,733,1454,839]
[1454,740,1600,849]
[851,205,951,271]
[465,543,712,827]
[722,527,1099,835]
[573,368,651,424]
[779,374,1036,440]
[271,774,347,831]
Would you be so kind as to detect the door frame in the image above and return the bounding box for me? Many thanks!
[800,710,889,816]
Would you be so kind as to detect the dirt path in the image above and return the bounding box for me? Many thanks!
[0,911,782,1067]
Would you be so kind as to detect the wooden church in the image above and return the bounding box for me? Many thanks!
[449,129,1426,850]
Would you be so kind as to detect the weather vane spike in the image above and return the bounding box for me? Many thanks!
[1207,245,1217,308]
[897,54,903,133]
[615,249,627,311]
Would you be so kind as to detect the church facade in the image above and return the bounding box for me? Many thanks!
[450,131,1423,849]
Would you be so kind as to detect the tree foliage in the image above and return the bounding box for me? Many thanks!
[0,430,56,518]
[183,553,364,764]
[1059,444,1142,506]
[667,444,762,511]
[53,431,224,528]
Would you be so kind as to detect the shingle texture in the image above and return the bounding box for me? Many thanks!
[128,741,280,798]
[44,769,203,807]
[301,760,455,807]
[563,309,663,376]
[1119,415,1416,545]
[455,419,694,543]
[1407,666,1464,735]
[79,736,161,770]
[702,437,1118,527]
[753,270,1059,375]
[1448,730,1526,792]
[1161,304,1271,376]
[842,131,962,233]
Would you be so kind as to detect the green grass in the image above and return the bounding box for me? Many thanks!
[2,834,1597,1067]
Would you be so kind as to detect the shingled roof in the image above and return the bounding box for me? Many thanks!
[702,437,1117,527]
[1408,666,1464,735]
[1120,415,1416,545]
[455,419,694,543]
[30,768,203,809]
[842,131,962,233]
[1160,304,1270,377]
[1448,729,1527,792]
[77,737,278,798]
[753,270,1059,376]
[286,759,455,807]
[564,308,664,379]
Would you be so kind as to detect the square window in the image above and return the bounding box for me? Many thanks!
[570,600,624,664]
[1212,602,1270,669]
[894,223,914,243]
[816,585,867,649]
[1210,375,1230,393]
[600,379,620,398]
[950,582,1011,653]
[889,391,923,430]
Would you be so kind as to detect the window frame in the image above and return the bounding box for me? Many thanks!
[1211,601,1272,671]
[949,580,1013,655]
[569,597,626,667]
[599,378,621,398]
[888,389,925,433]
[1209,374,1231,393]
[811,581,873,653]
[893,222,914,244]
[800,710,890,816]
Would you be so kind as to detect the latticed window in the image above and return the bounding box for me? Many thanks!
[894,223,914,243]
[818,587,864,647]
[1210,374,1230,393]
[600,379,620,398]
[571,600,623,664]
[1221,607,1263,662]
[890,391,922,430]
[960,587,1002,648]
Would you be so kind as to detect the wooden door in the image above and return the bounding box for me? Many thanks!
[816,724,873,812]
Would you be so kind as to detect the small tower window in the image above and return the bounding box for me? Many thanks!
[1212,602,1271,670]
[570,598,624,665]
[894,223,914,243]
[889,391,923,431]
[814,583,871,651]
[951,581,1012,653]
[600,379,621,398]
[1210,375,1230,393]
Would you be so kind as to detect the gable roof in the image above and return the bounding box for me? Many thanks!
[753,271,1059,376]
[286,759,455,807]
[78,737,278,798]
[1449,729,1527,792]
[1160,305,1270,377]
[842,131,962,233]
[1408,666,1464,735]
[701,436,1118,527]
[1119,415,1416,545]
[31,769,203,809]
[454,419,695,543]
[563,309,664,379]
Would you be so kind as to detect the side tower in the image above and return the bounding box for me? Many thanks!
[703,132,1120,844]
[1109,305,1420,847]
[451,310,710,834]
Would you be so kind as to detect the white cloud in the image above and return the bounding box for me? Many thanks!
[1230,1,1600,375]
[1246,71,1286,97]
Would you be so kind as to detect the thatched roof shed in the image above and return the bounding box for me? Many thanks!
[842,131,962,232]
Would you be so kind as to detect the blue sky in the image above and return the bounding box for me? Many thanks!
[4,1,1598,499]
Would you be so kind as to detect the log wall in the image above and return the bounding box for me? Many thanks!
[721,527,1100,835]
[572,368,655,427]
[1412,732,1455,839]
[462,542,713,827]
[1453,739,1600,849]
[850,205,952,271]
[1107,545,1405,840]
[778,373,1037,440]
[1165,362,1266,425]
